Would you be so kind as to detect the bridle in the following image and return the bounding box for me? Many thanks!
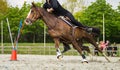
[26,7,41,25]
[31,8,41,20]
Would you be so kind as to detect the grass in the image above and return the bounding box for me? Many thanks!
[0,43,78,55]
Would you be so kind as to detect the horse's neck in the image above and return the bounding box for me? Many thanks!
[40,8,57,29]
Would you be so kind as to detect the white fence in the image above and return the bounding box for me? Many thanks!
[0,45,120,57]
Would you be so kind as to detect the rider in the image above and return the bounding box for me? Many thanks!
[43,0,100,35]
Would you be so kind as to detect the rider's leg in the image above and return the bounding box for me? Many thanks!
[64,13,95,31]
[64,13,100,35]
[64,13,85,27]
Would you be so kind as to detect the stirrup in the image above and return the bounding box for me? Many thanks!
[85,28,92,33]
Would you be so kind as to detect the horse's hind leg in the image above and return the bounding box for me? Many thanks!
[77,39,91,55]
[84,36,102,53]
[82,46,93,61]
[84,34,110,62]
[53,38,63,59]
[81,46,91,54]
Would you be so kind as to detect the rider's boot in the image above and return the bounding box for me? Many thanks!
[85,27,93,33]
[85,27,100,36]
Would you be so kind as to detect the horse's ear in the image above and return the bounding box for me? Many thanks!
[32,2,36,7]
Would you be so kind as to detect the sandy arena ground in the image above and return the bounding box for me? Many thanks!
[0,54,120,70]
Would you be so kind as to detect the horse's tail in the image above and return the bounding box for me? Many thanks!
[92,27,101,37]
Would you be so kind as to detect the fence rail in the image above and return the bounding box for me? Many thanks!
[0,46,120,56]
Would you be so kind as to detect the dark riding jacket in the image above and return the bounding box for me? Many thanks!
[43,0,69,16]
[43,0,85,27]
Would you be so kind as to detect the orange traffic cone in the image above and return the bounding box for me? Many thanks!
[10,50,17,61]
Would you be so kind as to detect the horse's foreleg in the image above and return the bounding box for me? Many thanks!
[53,38,63,59]
[72,41,88,63]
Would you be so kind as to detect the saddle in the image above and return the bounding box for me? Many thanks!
[58,16,100,37]
[59,16,84,30]
[58,16,73,27]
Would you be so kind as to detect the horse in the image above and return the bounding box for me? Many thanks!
[25,2,110,62]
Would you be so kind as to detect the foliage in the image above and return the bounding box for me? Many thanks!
[63,0,85,13]
[74,0,120,43]
[0,2,52,43]
[0,0,8,20]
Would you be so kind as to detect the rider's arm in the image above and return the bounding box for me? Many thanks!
[43,2,51,9]
[50,0,58,10]
[47,8,54,13]
[43,0,58,13]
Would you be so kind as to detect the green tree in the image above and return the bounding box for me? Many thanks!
[112,3,120,42]
[74,0,120,42]
[0,0,8,20]
[63,0,85,13]
[1,2,46,43]
[117,3,120,31]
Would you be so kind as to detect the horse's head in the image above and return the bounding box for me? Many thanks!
[25,2,41,25]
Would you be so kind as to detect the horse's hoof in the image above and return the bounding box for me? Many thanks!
[81,59,88,63]
[82,61,88,63]
[57,55,63,60]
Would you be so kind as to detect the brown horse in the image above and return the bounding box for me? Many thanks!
[25,3,110,62]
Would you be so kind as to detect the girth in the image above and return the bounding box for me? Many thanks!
[58,16,79,43]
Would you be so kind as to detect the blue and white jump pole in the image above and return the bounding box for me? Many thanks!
[7,18,24,61]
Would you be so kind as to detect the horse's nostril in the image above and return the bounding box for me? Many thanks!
[26,18,29,22]
[26,20,28,23]
[25,18,29,24]
[25,18,30,23]
[25,18,32,25]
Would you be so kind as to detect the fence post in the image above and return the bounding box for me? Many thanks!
[118,47,120,57]
[1,21,4,54]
